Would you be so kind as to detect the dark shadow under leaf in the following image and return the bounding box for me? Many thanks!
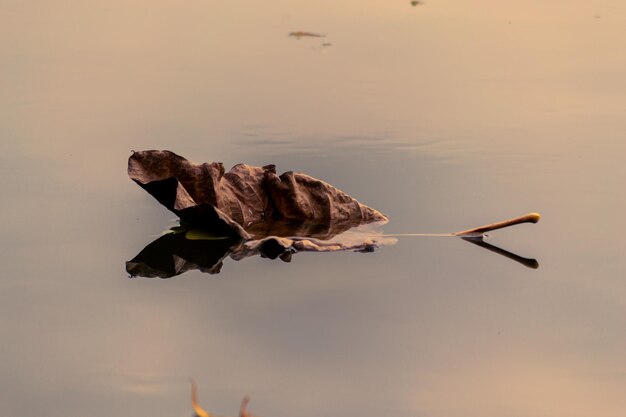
[127,224,396,278]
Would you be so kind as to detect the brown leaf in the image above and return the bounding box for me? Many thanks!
[128,150,387,239]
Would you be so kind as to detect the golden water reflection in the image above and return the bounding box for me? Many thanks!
[1,1,626,416]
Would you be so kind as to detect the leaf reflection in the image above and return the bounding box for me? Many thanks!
[125,222,538,278]
[126,223,396,278]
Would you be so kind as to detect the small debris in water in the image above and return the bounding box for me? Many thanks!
[288,31,325,39]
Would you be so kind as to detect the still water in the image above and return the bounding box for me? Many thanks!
[2,1,626,416]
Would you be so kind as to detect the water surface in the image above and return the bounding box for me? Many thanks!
[1,1,626,416]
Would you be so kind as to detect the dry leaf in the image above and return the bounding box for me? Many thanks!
[128,150,387,239]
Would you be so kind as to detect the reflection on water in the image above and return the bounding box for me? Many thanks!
[462,237,539,269]
[3,0,626,416]
[126,224,397,277]
[288,31,332,51]
[127,215,539,277]
[127,231,240,277]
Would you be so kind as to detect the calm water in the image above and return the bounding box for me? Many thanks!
[2,1,626,416]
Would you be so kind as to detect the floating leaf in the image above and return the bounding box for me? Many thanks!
[127,151,541,274]
[128,150,387,239]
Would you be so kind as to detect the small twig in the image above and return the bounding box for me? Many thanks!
[381,212,541,238]
[452,212,541,238]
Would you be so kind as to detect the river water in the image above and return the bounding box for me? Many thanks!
[2,1,625,416]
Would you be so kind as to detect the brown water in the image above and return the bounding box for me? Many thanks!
[2,1,626,416]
